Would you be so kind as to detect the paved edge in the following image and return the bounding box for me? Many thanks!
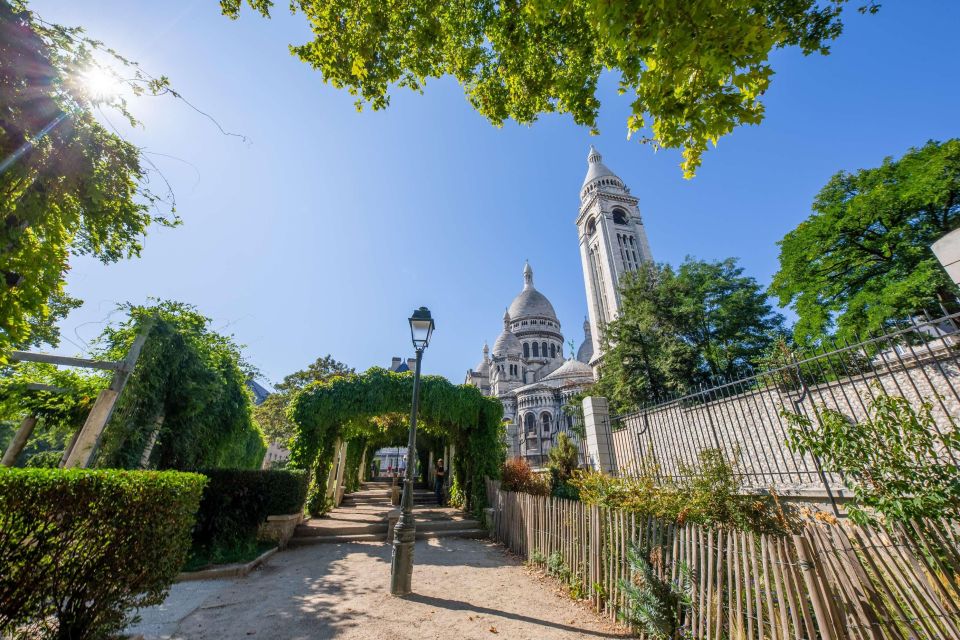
[175,547,278,582]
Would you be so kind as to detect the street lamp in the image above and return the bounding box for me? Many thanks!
[390,306,434,596]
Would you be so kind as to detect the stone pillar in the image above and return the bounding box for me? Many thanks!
[325,439,342,500]
[1,415,38,466]
[334,441,347,506]
[933,229,960,287]
[427,450,435,486]
[582,396,617,474]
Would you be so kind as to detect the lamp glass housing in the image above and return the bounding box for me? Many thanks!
[409,307,435,350]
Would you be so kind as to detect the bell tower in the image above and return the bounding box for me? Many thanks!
[576,145,653,364]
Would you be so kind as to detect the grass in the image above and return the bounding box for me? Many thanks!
[184,538,275,572]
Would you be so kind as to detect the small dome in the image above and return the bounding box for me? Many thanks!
[507,262,559,322]
[543,358,594,382]
[475,342,491,374]
[492,310,522,357]
[576,318,594,363]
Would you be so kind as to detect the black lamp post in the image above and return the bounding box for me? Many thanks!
[390,306,435,596]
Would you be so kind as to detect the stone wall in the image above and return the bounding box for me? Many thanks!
[610,338,960,493]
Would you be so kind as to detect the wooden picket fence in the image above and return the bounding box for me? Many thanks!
[484,479,960,639]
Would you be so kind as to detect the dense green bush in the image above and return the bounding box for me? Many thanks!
[191,469,308,564]
[0,468,206,639]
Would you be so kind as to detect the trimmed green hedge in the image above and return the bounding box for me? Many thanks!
[191,469,308,560]
[0,468,206,639]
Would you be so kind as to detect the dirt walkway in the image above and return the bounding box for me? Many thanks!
[131,537,629,640]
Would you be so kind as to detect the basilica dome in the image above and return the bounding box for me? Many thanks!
[507,262,558,322]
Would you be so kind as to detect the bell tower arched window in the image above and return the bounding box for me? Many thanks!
[612,207,629,225]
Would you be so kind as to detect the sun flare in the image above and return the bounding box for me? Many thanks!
[81,66,122,101]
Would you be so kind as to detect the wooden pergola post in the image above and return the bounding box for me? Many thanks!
[62,323,153,468]
[1,415,38,467]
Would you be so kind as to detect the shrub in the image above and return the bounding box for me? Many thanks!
[0,468,206,639]
[784,393,960,526]
[500,457,551,496]
[192,469,308,563]
[547,433,580,498]
[501,456,534,492]
[570,449,795,535]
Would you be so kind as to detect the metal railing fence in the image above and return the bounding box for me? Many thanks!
[610,313,960,495]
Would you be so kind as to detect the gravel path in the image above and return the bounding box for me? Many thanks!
[130,537,629,640]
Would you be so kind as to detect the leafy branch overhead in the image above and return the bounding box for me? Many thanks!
[223,0,877,177]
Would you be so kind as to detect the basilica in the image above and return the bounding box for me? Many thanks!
[465,146,653,465]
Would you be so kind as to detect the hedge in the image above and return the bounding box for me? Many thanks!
[192,469,308,557]
[0,468,206,639]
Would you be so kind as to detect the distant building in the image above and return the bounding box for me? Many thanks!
[247,379,290,469]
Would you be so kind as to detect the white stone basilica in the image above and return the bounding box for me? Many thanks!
[465,146,653,465]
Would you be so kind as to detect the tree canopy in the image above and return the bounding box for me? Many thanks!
[222,0,876,177]
[0,1,178,360]
[253,354,354,444]
[771,139,960,344]
[595,257,784,410]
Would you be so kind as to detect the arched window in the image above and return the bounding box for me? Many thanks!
[541,412,552,434]
[586,218,596,236]
[525,413,536,434]
[612,207,628,225]
[541,342,548,357]
[532,342,539,357]
[523,343,529,358]
[550,343,556,358]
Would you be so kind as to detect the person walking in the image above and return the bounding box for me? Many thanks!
[434,458,446,506]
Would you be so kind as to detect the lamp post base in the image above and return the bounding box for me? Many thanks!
[390,510,416,596]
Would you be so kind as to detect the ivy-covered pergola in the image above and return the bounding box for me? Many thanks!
[288,367,504,514]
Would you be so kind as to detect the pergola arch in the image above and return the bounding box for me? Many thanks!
[289,367,504,513]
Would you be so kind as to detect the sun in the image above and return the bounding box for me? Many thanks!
[80,66,122,102]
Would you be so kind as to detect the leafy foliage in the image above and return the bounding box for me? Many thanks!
[595,257,784,411]
[290,367,504,514]
[94,301,266,471]
[784,393,960,526]
[222,0,876,177]
[547,433,580,499]
[190,469,307,567]
[252,354,353,444]
[771,139,960,344]
[0,361,106,464]
[0,1,178,359]
[619,545,693,639]
[571,449,795,535]
[0,468,206,639]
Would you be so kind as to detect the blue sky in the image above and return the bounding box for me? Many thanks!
[31,1,960,386]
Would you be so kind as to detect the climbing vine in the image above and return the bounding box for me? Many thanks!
[289,367,504,514]
[94,301,266,471]
[0,362,106,464]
